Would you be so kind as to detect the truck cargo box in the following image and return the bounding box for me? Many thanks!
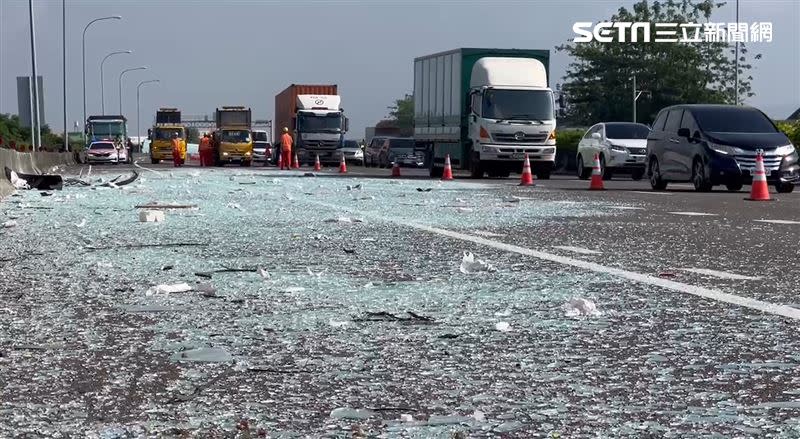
[215,106,252,128]
[274,84,337,141]
[156,108,181,124]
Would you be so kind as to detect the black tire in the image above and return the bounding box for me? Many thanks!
[600,156,613,180]
[692,159,713,192]
[631,169,645,181]
[577,155,591,180]
[241,160,251,167]
[726,182,743,192]
[151,158,160,165]
[776,182,795,193]
[429,161,443,178]
[649,158,668,191]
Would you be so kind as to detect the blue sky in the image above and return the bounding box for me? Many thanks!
[1,0,798,139]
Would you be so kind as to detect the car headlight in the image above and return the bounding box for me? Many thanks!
[774,144,797,156]
[223,152,229,156]
[710,143,743,155]
[609,144,626,152]
[245,152,251,156]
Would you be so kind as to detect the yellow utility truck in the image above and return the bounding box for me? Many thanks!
[148,108,186,164]
[212,106,253,166]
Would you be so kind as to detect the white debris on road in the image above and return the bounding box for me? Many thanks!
[3,220,18,228]
[460,252,495,274]
[139,210,166,223]
[146,283,192,296]
[9,171,29,190]
[495,321,512,332]
[258,268,271,280]
[564,297,601,317]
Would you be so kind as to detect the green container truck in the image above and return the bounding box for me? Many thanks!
[413,48,557,178]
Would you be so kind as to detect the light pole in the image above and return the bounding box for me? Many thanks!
[100,50,131,115]
[631,75,651,123]
[28,0,41,150]
[137,79,160,153]
[734,0,740,105]
[118,66,147,115]
[82,15,121,137]
[62,0,67,151]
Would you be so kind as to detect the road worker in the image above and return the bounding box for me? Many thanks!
[171,132,182,167]
[199,133,212,167]
[280,127,293,170]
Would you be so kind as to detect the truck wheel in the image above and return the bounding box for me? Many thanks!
[151,158,160,165]
[469,156,484,179]
[241,160,252,167]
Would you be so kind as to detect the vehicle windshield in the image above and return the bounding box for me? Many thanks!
[252,131,269,142]
[605,123,651,139]
[389,139,415,152]
[693,107,779,133]
[155,128,183,140]
[221,130,251,143]
[481,89,554,121]
[90,143,115,150]
[298,112,343,132]
[89,122,124,138]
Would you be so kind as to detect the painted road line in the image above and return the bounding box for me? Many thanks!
[680,268,762,281]
[553,246,602,255]
[668,211,718,216]
[607,206,645,210]
[755,219,800,225]
[632,191,673,196]
[308,200,800,321]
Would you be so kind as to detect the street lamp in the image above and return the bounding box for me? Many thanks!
[137,79,160,153]
[100,50,131,115]
[118,66,147,115]
[82,15,121,136]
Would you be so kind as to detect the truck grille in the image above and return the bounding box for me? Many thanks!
[492,132,549,143]
[302,140,340,149]
[735,151,783,171]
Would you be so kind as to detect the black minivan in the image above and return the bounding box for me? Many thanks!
[647,104,798,193]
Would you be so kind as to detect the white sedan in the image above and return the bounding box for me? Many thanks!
[576,122,650,181]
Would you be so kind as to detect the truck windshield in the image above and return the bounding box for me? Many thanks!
[89,122,124,138]
[482,89,554,121]
[221,130,251,143]
[298,113,342,132]
[155,128,183,140]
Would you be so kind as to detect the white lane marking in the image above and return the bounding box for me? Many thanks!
[680,268,762,281]
[474,230,505,238]
[307,200,800,321]
[755,219,800,225]
[607,206,645,210]
[553,246,602,255]
[632,191,673,196]
[668,211,718,216]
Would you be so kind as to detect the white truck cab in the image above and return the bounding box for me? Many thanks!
[295,94,348,164]
[467,58,556,178]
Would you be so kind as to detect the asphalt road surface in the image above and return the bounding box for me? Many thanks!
[1,158,799,438]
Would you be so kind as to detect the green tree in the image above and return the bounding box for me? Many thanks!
[387,94,414,136]
[557,0,759,126]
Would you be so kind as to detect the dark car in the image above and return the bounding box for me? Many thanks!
[365,137,423,168]
[647,104,798,193]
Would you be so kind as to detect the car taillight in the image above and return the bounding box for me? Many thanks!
[479,126,490,140]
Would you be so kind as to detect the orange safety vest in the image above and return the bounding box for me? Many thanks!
[281,133,293,152]
[171,138,181,153]
[199,137,210,151]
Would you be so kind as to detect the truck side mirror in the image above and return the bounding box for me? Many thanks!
[345,118,349,132]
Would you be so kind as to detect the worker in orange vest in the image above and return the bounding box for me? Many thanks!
[199,133,212,167]
[280,127,293,170]
[171,132,182,167]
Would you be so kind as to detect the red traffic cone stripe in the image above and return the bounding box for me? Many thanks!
[589,153,604,190]
[339,155,348,173]
[519,153,534,186]
[391,161,401,177]
[314,155,321,171]
[747,151,772,201]
[292,153,300,169]
[442,154,454,181]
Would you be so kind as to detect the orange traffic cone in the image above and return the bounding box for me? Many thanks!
[442,154,454,181]
[391,161,401,177]
[747,151,771,201]
[339,154,348,173]
[292,153,300,169]
[314,154,321,171]
[589,153,604,190]
[519,153,534,186]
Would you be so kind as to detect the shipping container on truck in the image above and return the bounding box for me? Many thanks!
[213,106,253,166]
[413,48,556,179]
